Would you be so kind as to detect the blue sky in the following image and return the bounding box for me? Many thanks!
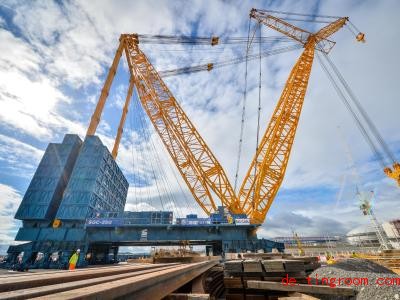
[0,0,399,250]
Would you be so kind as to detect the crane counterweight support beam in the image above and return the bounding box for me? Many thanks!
[112,78,135,159]
[87,41,125,136]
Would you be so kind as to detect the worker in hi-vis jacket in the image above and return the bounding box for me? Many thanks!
[69,249,80,270]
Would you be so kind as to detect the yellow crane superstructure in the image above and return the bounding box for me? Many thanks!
[85,10,370,224]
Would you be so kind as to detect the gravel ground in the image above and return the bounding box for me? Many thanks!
[331,259,395,274]
[309,259,400,300]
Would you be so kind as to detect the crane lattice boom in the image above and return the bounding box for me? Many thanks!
[86,11,354,224]
[237,11,350,223]
[123,34,241,214]
[238,39,316,223]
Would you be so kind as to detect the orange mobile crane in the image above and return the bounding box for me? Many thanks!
[86,10,369,224]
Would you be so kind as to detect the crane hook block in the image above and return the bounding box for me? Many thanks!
[207,63,214,71]
[356,32,365,43]
[384,162,400,186]
[211,36,219,46]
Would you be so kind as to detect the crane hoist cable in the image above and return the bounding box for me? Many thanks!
[234,16,252,193]
[252,22,263,209]
[337,125,363,187]
[323,53,395,164]
[139,100,193,217]
[254,9,341,19]
[256,22,263,151]
[128,93,138,210]
[338,123,393,250]
[129,96,154,208]
[132,93,166,211]
[318,53,399,184]
[316,53,387,169]
[344,21,365,42]
[132,90,188,217]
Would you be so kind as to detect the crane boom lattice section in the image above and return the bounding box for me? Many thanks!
[239,41,315,223]
[239,10,350,223]
[122,34,241,214]
[250,9,348,54]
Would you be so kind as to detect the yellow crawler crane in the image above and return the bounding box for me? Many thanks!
[85,10,361,224]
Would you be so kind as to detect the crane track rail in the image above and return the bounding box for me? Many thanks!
[0,261,218,300]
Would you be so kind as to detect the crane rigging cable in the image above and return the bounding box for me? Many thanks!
[256,22,263,152]
[137,34,293,45]
[129,98,155,210]
[279,17,332,24]
[234,16,252,193]
[135,94,193,217]
[132,92,166,212]
[322,53,395,164]
[131,90,188,217]
[248,23,264,209]
[254,9,342,19]
[128,94,138,211]
[347,20,363,36]
[253,22,263,208]
[316,53,386,169]
[158,44,302,77]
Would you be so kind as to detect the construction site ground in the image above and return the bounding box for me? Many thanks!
[1,254,400,299]
[310,259,400,300]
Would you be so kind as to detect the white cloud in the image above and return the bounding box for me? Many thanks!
[110,83,129,109]
[0,0,399,244]
[0,184,22,245]
[0,29,87,139]
[0,29,40,73]
[0,134,43,177]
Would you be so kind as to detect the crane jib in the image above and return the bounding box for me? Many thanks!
[85,10,383,224]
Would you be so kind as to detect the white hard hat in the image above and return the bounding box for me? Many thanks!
[77,249,81,252]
